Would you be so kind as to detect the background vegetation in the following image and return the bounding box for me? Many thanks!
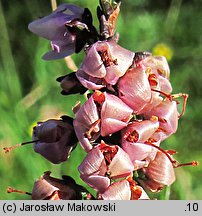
[0,0,201,199]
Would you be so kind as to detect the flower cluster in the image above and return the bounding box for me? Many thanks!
[4,0,198,200]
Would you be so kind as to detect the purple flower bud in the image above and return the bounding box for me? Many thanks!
[28,4,85,60]
[56,72,87,95]
[78,142,134,193]
[33,116,77,164]
[76,40,134,89]
[32,171,89,200]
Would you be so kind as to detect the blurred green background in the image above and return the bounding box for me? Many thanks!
[0,0,201,200]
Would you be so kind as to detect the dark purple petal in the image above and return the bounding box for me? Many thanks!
[42,43,75,60]
[32,118,76,164]
[28,4,84,40]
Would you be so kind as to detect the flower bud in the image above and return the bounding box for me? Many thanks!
[32,171,89,200]
[33,116,77,164]
[56,72,87,95]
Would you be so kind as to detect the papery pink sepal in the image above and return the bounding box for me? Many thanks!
[118,66,151,113]
[108,146,134,178]
[101,180,131,200]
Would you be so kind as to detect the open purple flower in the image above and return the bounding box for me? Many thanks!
[28,4,85,60]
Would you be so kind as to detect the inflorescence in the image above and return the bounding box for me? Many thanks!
[4,0,198,200]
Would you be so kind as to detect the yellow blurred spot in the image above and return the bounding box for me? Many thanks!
[28,121,37,136]
[152,43,173,61]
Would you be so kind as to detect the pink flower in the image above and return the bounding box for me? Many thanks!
[122,117,160,169]
[100,180,131,200]
[118,65,152,113]
[138,56,172,113]
[139,151,176,192]
[78,142,134,193]
[140,56,170,79]
[143,99,179,141]
[73,91,133,151]
[118,55,173,114]
[73,94,100,152]
[76,39,134,89]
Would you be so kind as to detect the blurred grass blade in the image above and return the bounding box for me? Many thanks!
[0,1,22,103]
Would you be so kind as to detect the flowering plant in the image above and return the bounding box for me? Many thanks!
[4,0,198,200]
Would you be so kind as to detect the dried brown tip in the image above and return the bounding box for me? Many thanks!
[7,187,32,196]
[3,140,39,153]
[3,144,22,153]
